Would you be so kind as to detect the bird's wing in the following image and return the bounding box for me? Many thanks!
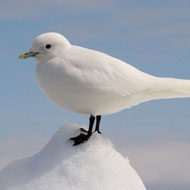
[63,45,153,97]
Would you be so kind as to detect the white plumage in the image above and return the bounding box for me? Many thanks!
[23,32,190,116]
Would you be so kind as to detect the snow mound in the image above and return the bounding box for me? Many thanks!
[0,123,146,190]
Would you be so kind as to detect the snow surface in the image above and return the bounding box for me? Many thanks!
[0,123,146,190]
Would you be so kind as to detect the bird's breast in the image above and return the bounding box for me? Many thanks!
[36,63,107,115]
[35,62,129,115]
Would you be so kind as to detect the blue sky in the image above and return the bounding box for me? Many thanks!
[0,0,190,189]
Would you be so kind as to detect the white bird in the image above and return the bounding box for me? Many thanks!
[19,32,190,145]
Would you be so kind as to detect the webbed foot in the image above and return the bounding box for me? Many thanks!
[70,133,90,146]
[80,128,88,133]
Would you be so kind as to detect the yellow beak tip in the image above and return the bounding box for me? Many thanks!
[18,54,25,59]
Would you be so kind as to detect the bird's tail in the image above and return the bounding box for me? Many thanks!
[126,76,190,108]
[148,77,190,100]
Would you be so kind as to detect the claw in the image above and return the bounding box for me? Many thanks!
[70,133,90,146]
[93,130,102,134]
[80,128,88,133]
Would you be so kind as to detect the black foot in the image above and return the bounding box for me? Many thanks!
[95,130,102,134]
[70,133,90,146]
[80,128,88,133]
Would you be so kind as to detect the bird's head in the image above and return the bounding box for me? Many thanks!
[18,32,71,63]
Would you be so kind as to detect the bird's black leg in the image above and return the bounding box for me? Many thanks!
[95,115,102,134]
[88,115,95,137]
[70,115,95,146]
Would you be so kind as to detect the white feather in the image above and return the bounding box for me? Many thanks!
[33,33,190,115]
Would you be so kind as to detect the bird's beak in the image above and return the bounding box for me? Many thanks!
[18,52,39,59]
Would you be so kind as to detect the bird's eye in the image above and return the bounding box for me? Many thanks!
[45,44,51,49]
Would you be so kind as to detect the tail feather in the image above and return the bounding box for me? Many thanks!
[150,77,190,99]
[125,77,190,108]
